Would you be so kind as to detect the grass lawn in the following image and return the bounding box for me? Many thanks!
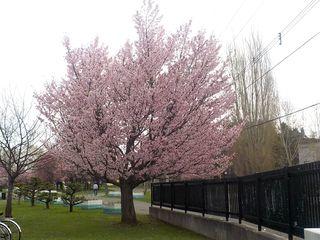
[0,200,207,240]
[135,190,151,203]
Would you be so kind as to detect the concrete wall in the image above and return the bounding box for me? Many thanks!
[304,228,320,240]
[150,207,294,240]
[299,142,320,164]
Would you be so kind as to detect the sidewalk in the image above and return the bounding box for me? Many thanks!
[83,191,150,214]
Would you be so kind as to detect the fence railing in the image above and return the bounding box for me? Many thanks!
[151,161,320,240]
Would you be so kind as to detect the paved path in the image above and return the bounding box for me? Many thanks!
[133,200,150,214]
[83,192,150,214]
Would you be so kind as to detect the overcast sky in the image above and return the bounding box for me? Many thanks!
[0,0,319,130]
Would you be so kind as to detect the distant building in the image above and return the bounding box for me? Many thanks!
[298,138,320,164]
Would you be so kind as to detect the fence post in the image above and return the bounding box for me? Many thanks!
[285,168,293,240]
[238,178,243,224]
[184,182,188,214]
[225,180,229,221]
[202,181,206,217]
[256,174,262,231]
[151,183,153,207]
[170,182,174,211]
[160,182,163,209]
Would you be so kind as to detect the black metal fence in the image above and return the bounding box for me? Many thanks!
[151,161,320,239]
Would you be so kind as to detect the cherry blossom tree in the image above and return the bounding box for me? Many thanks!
[34,153,62,183]
[36,1,242,224]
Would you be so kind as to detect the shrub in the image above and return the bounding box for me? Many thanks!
[61,182,85,212]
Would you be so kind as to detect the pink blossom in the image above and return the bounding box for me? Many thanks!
[36,2,242,186]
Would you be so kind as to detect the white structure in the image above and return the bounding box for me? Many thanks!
[298,141,320,164]
[305,228,320,240]
[80,200,103,209]
[83,200,103,206]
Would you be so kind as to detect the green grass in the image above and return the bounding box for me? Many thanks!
[135,190,151,203]
[0,200,207,240]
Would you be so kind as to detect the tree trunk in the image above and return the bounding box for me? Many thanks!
[47,190,51,209]
[120,181,137,224]
[5,176,14,218]
[69,204,73,212]
[31,196,35,206]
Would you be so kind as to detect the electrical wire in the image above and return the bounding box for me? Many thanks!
[231,0,320,83]
[228,30,320,90]
[246,102,320,129]
[255,0,320,62]
[232,0,264,41]
[219,0,247,38]
[229,0,320,130]
[245,31,320,90]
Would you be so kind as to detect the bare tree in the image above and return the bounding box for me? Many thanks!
[278,101,304,166]
[228,33,280,175]
[302,106,320,163]
[310,106,320,138]
[0,96,45,217]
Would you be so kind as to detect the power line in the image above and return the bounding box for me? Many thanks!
[255,0,319,61]
[280,0,319,38]
[232,0,264,41]
[231,0,320,130]
[228,30,320,90]
[246,102,320,129]
[231,0,320,83]
[219,0,247,38]
[245,31,320,89]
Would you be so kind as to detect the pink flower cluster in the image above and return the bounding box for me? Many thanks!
[36,2,242,186]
